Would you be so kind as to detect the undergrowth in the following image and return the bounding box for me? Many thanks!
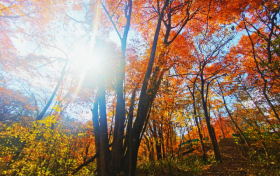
[135,154,211,176]
[236,133,280,176]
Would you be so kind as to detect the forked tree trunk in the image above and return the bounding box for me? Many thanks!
[100,0,132,174]
[200,73,222,163]
[122,2,170,175]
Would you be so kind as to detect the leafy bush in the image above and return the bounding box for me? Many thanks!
[0,113,96,175]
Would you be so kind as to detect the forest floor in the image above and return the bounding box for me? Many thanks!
[136,137,280,176]
[201,138,248,176]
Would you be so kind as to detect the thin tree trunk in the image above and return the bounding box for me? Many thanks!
[36,60,68,120]
[234,94,269,155]
[188,85,207,161]
[123,88,137,155]
[170,122,174,158]
[152,121,162,160]
[214,111,225,139]
[217,81,251,149]
[159,123,165,159]
[91,94,100,173]
[200,73,222,163]
[244,23,280,122]
[241,83,276,132]
[144,135,154,162]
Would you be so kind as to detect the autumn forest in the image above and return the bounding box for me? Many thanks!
[0,0,279,175]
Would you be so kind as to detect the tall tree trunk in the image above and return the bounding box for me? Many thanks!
[101,0,132,174]
[91,94,100,173]
[98,78,109,176]
[155,141,162,160]
[200,73,222,163]
[170,122,174,158]
[123,1,170,175]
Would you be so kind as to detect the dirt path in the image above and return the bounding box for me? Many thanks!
[202,138,248,176]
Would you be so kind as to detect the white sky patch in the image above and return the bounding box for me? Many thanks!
[4,2,145,121]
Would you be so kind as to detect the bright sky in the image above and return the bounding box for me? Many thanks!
[6,0,140,122]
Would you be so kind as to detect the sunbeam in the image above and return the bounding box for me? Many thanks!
[75,2,101,96]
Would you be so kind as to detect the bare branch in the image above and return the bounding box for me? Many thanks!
[100,0,122,40]
[66,14,87,23]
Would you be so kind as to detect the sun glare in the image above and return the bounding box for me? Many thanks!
[75,1,101,96]
[80,50,104,71]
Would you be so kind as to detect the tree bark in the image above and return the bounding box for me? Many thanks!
[123,1,170,175]
[101,0,132,174]
[98,78,109,176]
[152,120,162,160]
[200,72,222,163]
[91,93,100,173]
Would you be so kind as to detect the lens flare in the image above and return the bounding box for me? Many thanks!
[75,2,101,96]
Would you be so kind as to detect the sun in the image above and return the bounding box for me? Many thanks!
[74,2,104,96]
[73,44,105,96]
[80,49,105,72]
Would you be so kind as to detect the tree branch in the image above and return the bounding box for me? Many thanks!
[72,153,99,175]
[100,0,122,40]
[66,14,87,23]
